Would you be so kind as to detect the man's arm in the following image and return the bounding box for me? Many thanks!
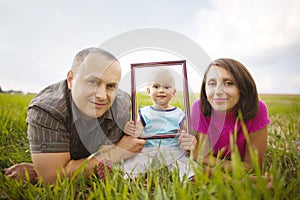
[31,135,146,184]
[4,163,37,183]
[31,151,109,184]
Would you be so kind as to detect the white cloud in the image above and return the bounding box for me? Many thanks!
[0,0,299,94]
[192,0,300,94]
[193,0,300,58]
[255,72,300,94]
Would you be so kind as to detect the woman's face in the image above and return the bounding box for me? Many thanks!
[205,65,240,113]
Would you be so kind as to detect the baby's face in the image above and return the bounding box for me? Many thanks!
[147,69,177,108]
[147,80,176,108]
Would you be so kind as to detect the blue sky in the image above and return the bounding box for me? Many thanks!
[1,0,299,94]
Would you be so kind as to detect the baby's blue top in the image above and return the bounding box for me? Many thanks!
[139,106,185,147]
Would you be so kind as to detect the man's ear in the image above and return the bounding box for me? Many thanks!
[67,70,73,89]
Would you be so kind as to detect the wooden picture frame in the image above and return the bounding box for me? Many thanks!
[131,60,191,139]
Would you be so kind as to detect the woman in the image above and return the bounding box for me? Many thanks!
[179,58,270,171]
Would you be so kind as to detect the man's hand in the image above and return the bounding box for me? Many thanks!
[110,135,146,162]
[4,162,37,183]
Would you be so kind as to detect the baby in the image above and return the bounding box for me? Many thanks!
[125,67,186,147]
[122,68,194,179]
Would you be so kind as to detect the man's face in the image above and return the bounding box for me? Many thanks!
[67,53,121,119]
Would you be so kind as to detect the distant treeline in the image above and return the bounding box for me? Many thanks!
[0,86,37,95]
[0,86,24,94]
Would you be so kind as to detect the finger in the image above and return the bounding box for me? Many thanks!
[8,171,19,179]
[179,133,189,140]
[4,166,15,175]
[125,131,135,136]
[136,138,146,145]
[178,133,188,141]
[178,136,182,144]
[128,124,135,130]
[139,145,144,151]
[182,133,196,141]
[180,143,186,150]
[180,139,192,145]
[132,144,143,153]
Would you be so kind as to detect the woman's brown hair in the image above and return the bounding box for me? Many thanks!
[200,58,258,121]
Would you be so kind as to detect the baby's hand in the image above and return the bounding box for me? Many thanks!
[123,121,137,136]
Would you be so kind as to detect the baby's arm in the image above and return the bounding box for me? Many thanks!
[178,108,187,132]
[179,120,187,131]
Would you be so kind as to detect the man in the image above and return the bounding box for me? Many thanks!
[4,47,146,183]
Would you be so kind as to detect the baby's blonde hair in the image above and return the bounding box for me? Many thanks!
[148,68,176,88]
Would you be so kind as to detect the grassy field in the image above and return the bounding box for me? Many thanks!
[0,93,299,199]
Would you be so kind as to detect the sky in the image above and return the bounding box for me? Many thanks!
[1,0,299,94]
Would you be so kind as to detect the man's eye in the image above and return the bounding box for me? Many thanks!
[107,84,116,89]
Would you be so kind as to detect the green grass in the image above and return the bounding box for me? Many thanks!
[0,93,299,199]
[0,93,35,170]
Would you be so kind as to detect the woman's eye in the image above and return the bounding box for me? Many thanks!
[224,81,234,86]
[207,81,216,86]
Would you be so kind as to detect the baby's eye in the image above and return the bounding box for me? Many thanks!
[152,85,159,89]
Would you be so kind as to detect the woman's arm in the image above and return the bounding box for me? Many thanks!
[200,126,268,171]
[179,126,268,171]
[243,126,268,170]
